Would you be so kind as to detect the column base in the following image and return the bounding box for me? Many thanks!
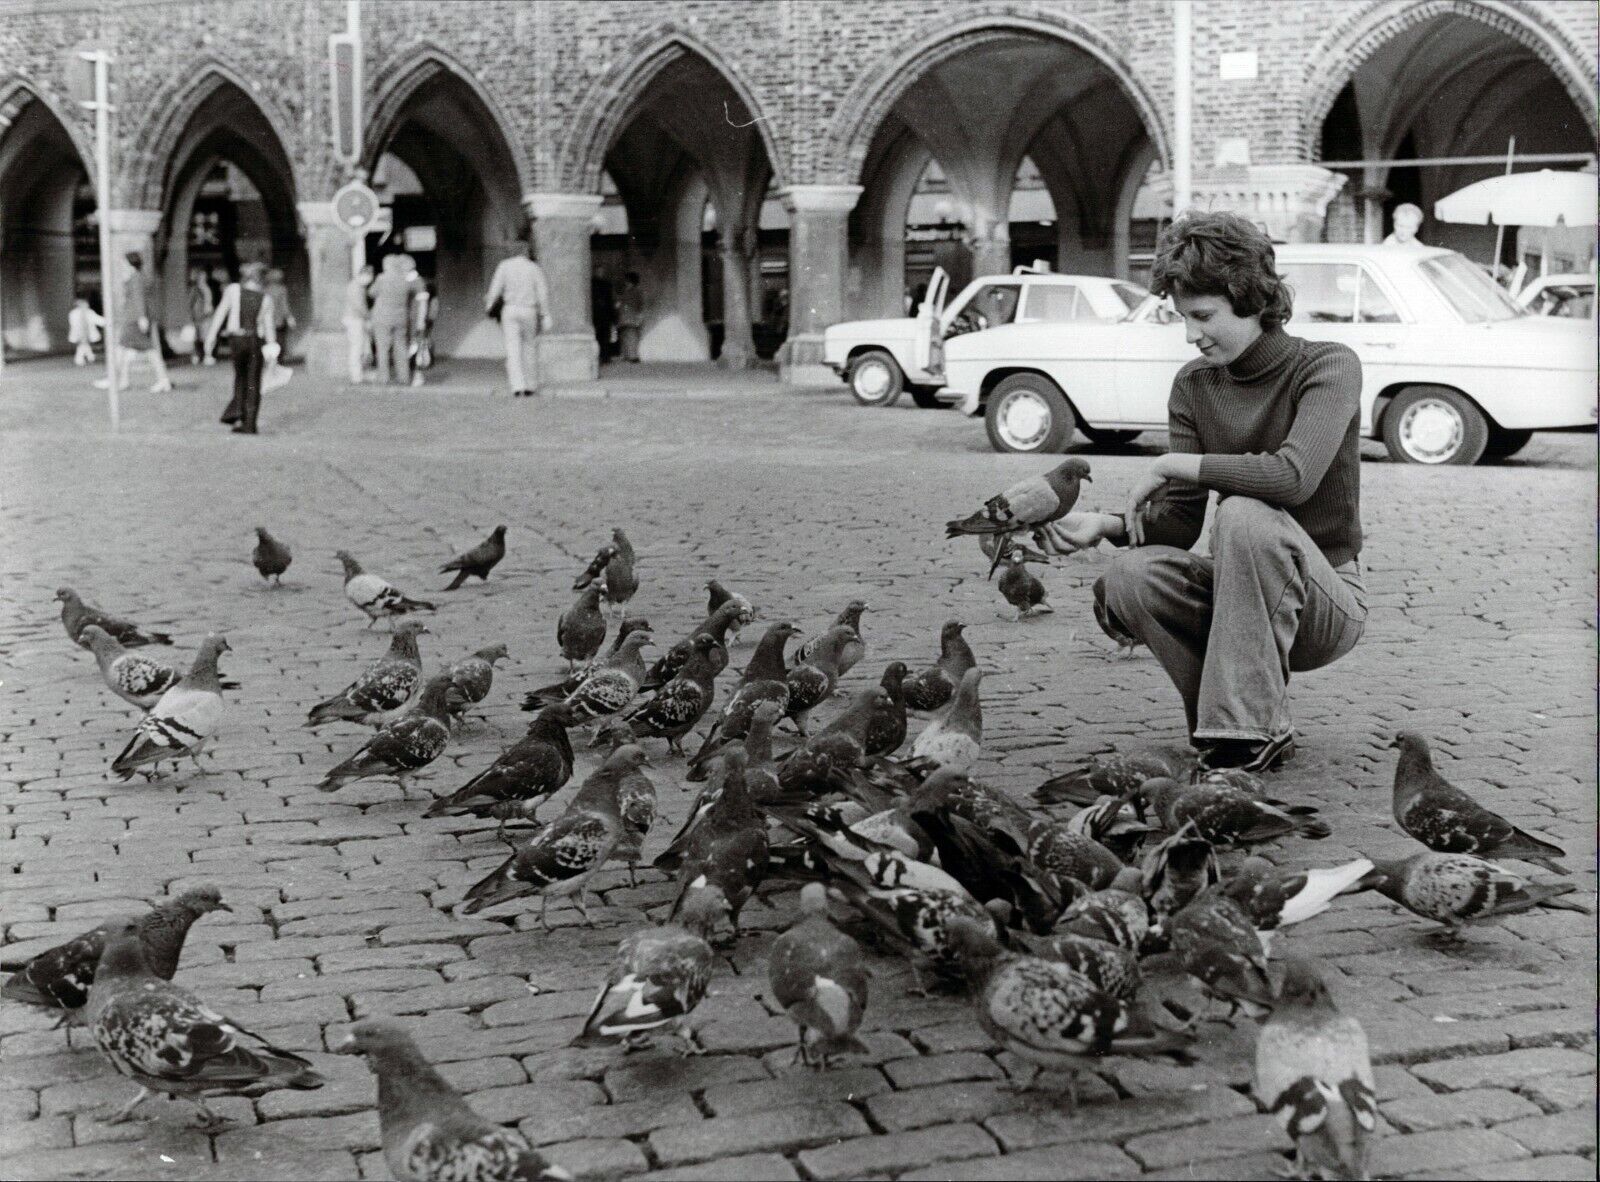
[300,330,352,381]
[536,332,599,383]
[777,334,840,388]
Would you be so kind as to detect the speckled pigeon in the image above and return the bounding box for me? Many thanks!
[620,633,722,754]
[1134,777,1329,845]
[668,750,769,938]
[1362,851,1590,935]
[642,602,738,692]
[81,624,184,710]
[337,551,436,628]
[557,584,608,672]
[444,642,510,722]
[1140,822,1222,926]
[339,1020,572,1181]
[705,579,756,635]
[424,702,581,823]
[439,525,507,591]
[57,586,172,648]
[1052,868,1150,951]
[1222,856,1376,954]
[1021,930,1141,1001]
[902,621,975,713]
[562,630,652,724]
[110,635,229,781]
[782,624,853,734]
[252,527,292,585]
[306,619,427,729]
[1031,746,1193,807]
[1391,731,1568,873]
[573,724,658,886]
[769,883,870,1069]
[830,872,999,993]
[1166,886,1276,1019]
[945,458,1092,576]
[792,601,868,675]
[687,622,799,774]
[527,617,651,707]
[906,667,983,774]
[318,673,452,797]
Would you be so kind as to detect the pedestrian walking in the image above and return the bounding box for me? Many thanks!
[1383,203,1426,247]
[592,274,617,361]
[265,267,296,359]
[368,254,421,387]
[343,264,374,384]
[104,252,173,393]
[1037,212,1367,775]
[68,296,104,366]
[410,277,434,387]
[616,271,643,363]
[204,261,276,435]
[187,267,215,365]
[485,241,551,397]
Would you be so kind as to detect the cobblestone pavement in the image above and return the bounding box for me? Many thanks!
[1,360,1594,1181]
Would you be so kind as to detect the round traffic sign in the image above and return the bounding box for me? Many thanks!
[332,181,380,234]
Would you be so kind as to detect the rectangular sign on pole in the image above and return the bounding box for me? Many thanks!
[329,31,361,165]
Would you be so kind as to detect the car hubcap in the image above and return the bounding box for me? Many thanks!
[1400,399,1463,463]
[854,363,890,400]
[999,391,1051,449]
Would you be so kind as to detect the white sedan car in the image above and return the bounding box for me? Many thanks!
[948,244,1596,464]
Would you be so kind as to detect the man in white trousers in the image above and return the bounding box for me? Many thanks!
[485,241,551,397]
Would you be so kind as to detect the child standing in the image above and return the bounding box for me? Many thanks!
[68,297,104,365]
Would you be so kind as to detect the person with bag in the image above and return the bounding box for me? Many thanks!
[204,261,276,435]
[485,241,551,397]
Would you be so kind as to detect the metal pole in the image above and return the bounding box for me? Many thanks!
[87,50,119,430]
[1171,0,1193,218]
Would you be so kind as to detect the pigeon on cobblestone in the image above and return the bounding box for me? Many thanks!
[902,621,975,714]
[339,1020,572,1182]
[1053,868,1150,951]
[1091,574,1140,658]
[687,622,799,774]
[996,542,1051,619]
[668,750,769,938]
[561,631,653,724]
[905,667,983,775]
[574,529,638,610]
[642,603,738,692]
[558,584,608,672]
[767,801,965,898]
[81,624,185,710]
[439,525,507,591]
[1031,747,1193,807]
[769,883,870,1069]
[306,619,427,729]
[1023,930,1142,1001]
[1254,960,1376,1182]
[573,891,722,1055]
[734,700,784,800]
[1361,851,1590,935]
[1134,776,1329,845]
[337,551,436,628]
[945,917,1190,1102]
[620,633,723,754]
[319,673,453,797]
[252,527,293,585]
[57,587,172,648]
[111,635,229,781]
[806,680,901,768]
[1027,819,1125,893]
[1140,822,1222,925]
[425,702,581,822]
[1166,887,1276,1019]
[1222,856,1376,953]
[945,458,1092,577]
[832,872,999,993]
[85,919,324,1127]
[793,601,868,675]
[2,886,230,1018]
[444,642,509,723]
[459,748,635,925]
[527,617,651,707]
[574,725,658,887]
[705,579,756,635]
[1390,731,1569,873]
[783,624,853,735]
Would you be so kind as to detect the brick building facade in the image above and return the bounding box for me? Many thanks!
[1,0,1594,380]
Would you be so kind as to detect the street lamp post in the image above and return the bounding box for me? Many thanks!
[1172,0,1193,218]
[80,48,120,429]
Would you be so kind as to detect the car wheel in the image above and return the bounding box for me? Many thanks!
[847,350,904,407]
[984,374,1075,454]
[1079,427,1142,447]
[1482,427,1534,460]
[908,385,946,409]
[1381,387,1488,465]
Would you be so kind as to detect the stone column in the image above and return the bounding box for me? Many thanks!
[717,227,758,370]
[297,201,357,377]
[777,184,860,385]
[525,192,604,383]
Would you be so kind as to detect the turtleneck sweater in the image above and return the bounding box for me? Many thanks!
[1138,327,1364,567]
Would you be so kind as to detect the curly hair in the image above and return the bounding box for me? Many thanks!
[1150,211,1293,328]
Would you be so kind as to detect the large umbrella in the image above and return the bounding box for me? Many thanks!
[1434,169,1597,228]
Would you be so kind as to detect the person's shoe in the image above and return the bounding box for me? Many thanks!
[150,381,173,394]
[1197,732,1296,773]
[231,425,258,435]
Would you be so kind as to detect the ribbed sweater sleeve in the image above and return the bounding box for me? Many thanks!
[1140,381,1208,550]
[1195,346,1362,507]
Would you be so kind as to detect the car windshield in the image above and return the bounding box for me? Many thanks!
[1418,254,1525,323]
[1124,294,1180,324]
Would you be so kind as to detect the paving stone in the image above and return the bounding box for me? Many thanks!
[699,1066,885,1117]
[1381,1087,1541,1132]
[1517,1074,1595,1112]
[865,1079,1033,1132]
[984,1087,1257,1151]
[882,1051,1004,1089]
[538,1137,649,1178]
[605,1054,770,1101]
[648,1102,870,1166]
[637,1153,801,1181]
[1123,1113,1286,1169]
[799,1122,999,1179]
[1410,1047,1595,1092]
[1369,1125,1531,1176]
[1492,1109,1598,1155]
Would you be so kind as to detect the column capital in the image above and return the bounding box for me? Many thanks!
[779,185,863,215]
[297,201,345,228]
[523,192,604,221]
[104,209,163,235]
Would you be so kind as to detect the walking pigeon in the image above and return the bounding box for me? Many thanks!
[458,747,636,926]
[793,601,868,675]
[572,891,723,1055]
[1254,960,1376,1182]
[705,579,756,635]
[110,635,229,781]
[80,625,184,710]
[562,631,652,724]
[337,551,436,628]
[338,1020,572,1182]
[1390,731,1568,873]
[306,620,427,729]
[1134,777,1330,845]
[783,624,853,734]
[907,667,983,774]
[439,525,507,590]
[668,750,769,938]
[1361,851,1590,936]
[252,527,292,585]
[85,920,323,1127]
[769,883,870,1069]
[902,621,975,713]
[996,542,1051,619]
[319,673,453,797]
[1222,856,1377,953]
[526,617,652,707]
[831,873,998,993]
[642,602,740,692]
[687,622,800,774]
[1166,887,1276,1019]
[945,458,1092,576]
[620,633,723,754]
[57,587,172,648]
[2,886,230,1018]
[424,702,581,823]
[557,585,608,672]
[1031,747,1193,807]
[444,642,510,723]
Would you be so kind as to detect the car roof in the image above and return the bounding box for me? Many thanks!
[1272,243,1454,261]
[1523,273,1595,287]
[976,273,1132,285]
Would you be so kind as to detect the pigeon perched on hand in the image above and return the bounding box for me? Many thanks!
[339,1020,572,1182]
[444,642,509,723]
[80,625,185,710]
[319,674,453,797]
[945,458,1092,576]
[1254,961,1376,1182]
[111,635,229,781]
[439,525,507,591]
[424,702,581,824]
[793,601,868,675]
[902,621,975,713]
[85,919,323,1127]
[2,886,229,1018]
[557,584,608,672]
[769,883,870,1070]
[306,619,427,729]
[1361,851,1590,936]
[252,527,292,585]
[337,551,436,628]
[57,587,172,648]
[1390,731,1568,873]
[996,542,1051,620]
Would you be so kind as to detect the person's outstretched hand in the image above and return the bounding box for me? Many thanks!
[1036,512,1125,555]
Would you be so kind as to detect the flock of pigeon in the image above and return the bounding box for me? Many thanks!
[6,459,1591,1182]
